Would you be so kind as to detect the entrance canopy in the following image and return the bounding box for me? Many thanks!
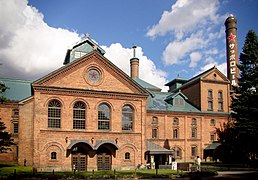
[95,140,119,150]
[204,142,221,150]
[204,142,221,161]
[67,139,119,151]
[67,140,94,150]
[146,141,174,155]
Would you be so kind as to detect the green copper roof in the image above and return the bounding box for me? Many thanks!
[0,78,32,101]
[147,90,200,112]
[64,37,105,65]
[165,77,187,86]
[171,66,227,92]
[133,77,161,91]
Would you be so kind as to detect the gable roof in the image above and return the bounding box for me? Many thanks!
[171,66,229,92]
[33,50,149,95]
[0,78,32,102]
[165,91,188,101]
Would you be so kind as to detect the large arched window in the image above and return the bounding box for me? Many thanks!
[48,99,61,128]
[98,103,110,130]
[73,101,86,129]
[122,105,133,131]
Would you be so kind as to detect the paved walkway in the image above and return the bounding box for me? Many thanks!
[210,171,258,179]
[175,170,258,179]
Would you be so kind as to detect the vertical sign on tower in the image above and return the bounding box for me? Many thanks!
[225,15,239,89]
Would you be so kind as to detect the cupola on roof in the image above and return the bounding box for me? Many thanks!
[63,33,105,65]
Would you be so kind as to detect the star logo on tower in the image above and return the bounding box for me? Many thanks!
[228,33,236,42]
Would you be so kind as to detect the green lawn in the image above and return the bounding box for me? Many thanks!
[0,163,186,179]
[0,163,217,179]
[0,162,32,175]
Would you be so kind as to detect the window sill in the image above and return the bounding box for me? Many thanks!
[122,130,133,132]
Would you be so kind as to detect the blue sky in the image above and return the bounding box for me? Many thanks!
[0,0,257,91]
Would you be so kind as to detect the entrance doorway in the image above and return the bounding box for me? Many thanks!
[70,142,92,172]
[97,147,111,170]
[72,153,87,171]
[97,154,111,170]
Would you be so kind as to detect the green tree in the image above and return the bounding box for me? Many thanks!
[216,119,245,163]
[0,81,9,102]
[231,29,258,161]
[0,121,15,153]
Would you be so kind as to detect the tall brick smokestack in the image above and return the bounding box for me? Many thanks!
[225,15,239,89]
[130,45,139,78]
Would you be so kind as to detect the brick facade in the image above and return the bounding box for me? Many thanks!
[0,41,230,171]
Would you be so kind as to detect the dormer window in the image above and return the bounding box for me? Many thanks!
[174,98,184,106]
[74,51,87,59]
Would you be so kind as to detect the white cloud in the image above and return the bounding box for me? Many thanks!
[205,48,218,55]
[162,32,206,65]
[102,43,131,74]
[195,62,227,77]
[102,44,168,91]
[0,0,81,80]
[147,0,220,39]
[189,52,201,67]
[0,0,169,91]
[147,0,228,78]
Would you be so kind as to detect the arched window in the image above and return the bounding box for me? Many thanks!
[48,100,61,128]
[125,152,130,160]
[210,132,216,142]
[173,128,179,139]
[51,152,57,160]
[174,147,182,159]
[173,117,179,126]
[98,103,110,130]
[13,122,19,134]
[191,127,197,139]
[152,128,158,139]
[191,118,197,126]
[122,105,133,131]
[191,146,197,158]
[210,119,215,126]
[12,109,19,117]
[152,116,158,124]
[73,101,86,129]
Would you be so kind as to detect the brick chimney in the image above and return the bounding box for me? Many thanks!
[225,15,239,89]
[130,45,139,78]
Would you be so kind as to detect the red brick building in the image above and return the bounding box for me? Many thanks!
[0,36,230,171]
